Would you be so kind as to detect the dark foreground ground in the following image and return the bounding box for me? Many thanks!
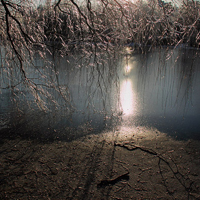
[0,126,200,200]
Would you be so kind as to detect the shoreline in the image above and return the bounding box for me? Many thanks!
[0,126,200,199]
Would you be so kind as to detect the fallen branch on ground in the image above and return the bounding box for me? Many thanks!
[97,172,129,188]
[114,141,197,196]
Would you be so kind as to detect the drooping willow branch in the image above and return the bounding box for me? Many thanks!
[0,0,199,110]
[1,0,29,78]
[55,0,95,34]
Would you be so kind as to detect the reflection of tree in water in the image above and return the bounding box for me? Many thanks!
[177,49,199,104]
[0,49,124,141]
[135,48,199,109]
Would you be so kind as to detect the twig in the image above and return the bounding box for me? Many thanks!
[115,142,196,196]
[97,172,129,188]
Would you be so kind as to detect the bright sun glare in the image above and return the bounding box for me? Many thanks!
[120,79,135,116]
[125,65,131,74]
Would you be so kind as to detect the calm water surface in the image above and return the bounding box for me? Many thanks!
[0,48,200,141]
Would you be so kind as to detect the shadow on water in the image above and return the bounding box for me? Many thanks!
[0,47,200,142]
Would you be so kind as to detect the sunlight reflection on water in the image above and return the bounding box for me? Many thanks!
[120,57,138,117]
[120,78,136,116]
[125,65,131,74]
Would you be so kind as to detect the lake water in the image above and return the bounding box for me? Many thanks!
[0,47,200,141]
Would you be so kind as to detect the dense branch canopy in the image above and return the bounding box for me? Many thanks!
[0,0,199,108]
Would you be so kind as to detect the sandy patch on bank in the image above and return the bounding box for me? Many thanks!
[0,126,200,199]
